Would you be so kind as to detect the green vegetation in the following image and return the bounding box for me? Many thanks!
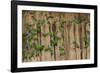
[22,11,90,62]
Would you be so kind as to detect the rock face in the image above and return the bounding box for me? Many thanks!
[22,10,90,62]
